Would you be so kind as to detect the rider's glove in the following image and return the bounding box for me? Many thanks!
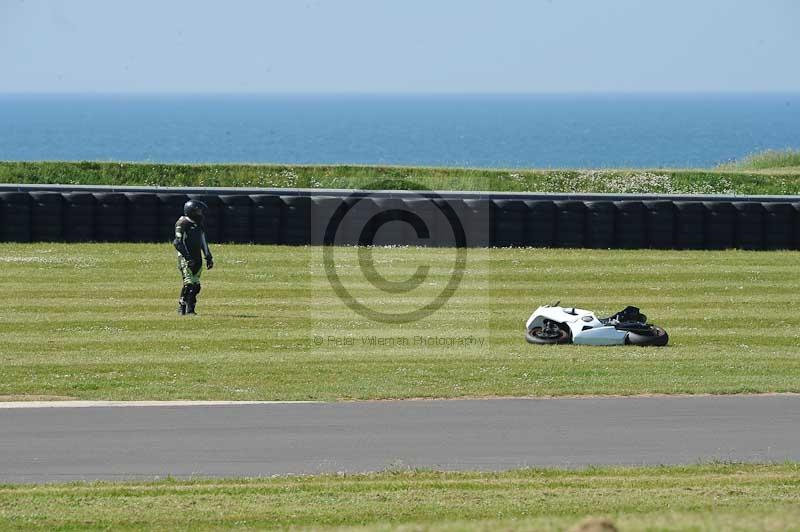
[206,256,214,270]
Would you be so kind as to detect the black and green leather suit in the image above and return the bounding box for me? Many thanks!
[174,215,213,314]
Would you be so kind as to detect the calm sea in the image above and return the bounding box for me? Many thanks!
[1,93,798,168]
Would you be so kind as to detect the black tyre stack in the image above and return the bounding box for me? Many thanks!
[125,193,160,243]
[404,198,437,247]
[584,201,615,248]
[372,197,408,246]
[524,200,556,248]
[250,194,283,244]
[794,203,800,250]
[310,196,345,245]
[280,196,310,245]
[0,192,32,242]
[63,192,95,242]
[461,199,491,247]
[157,193,189,242]
[643,201,675,249]
[554,201,585,248]
[703,201,736,250]
[614,201,647,249]
[763,203,795,250]
[4,189,800,251]
[432,198,468,248]
[674,202,706,250]
[399,197,426,245]
[93,193,128,242]
[30,192,64,242]
[188,194,222,243]
[220,195,252,243]
[733,202,764,250]
[492,199,527,248]
[341,196,378,246]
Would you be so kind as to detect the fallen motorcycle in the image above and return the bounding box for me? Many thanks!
[525,302,668,346]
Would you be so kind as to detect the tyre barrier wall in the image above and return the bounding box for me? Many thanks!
[2,190,800,250]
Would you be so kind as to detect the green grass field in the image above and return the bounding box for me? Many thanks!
[2,150,800,195]
[2,243,799,401]
[717,148,800,172]
[1,464,798,530]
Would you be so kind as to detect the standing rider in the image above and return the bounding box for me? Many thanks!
[173,200,214,315]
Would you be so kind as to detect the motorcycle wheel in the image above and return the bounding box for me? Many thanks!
[626,326,668,347]
[526,327,570,345]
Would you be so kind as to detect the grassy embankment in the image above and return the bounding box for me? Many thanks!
[1,149,800,194]
[1,243,799,401]
[0,464,798,531]
[717,148,800,173]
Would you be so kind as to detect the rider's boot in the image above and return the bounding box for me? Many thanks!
[177,284,190,315]
[185,283,201,315]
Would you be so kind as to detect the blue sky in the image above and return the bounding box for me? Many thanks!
[1,0,798,93]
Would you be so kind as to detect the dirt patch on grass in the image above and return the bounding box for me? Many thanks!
[354,392,800,402]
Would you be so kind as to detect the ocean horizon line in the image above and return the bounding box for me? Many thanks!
[1,90,799,99]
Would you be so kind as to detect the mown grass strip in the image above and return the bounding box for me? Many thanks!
[0,464,798,530]
[1,244,799,400]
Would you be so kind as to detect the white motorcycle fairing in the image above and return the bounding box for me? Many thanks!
[526,305,628,346]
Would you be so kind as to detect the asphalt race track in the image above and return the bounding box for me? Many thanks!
[2,395,799,483]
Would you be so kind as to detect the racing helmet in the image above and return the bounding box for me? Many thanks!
[183,200,208,223]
